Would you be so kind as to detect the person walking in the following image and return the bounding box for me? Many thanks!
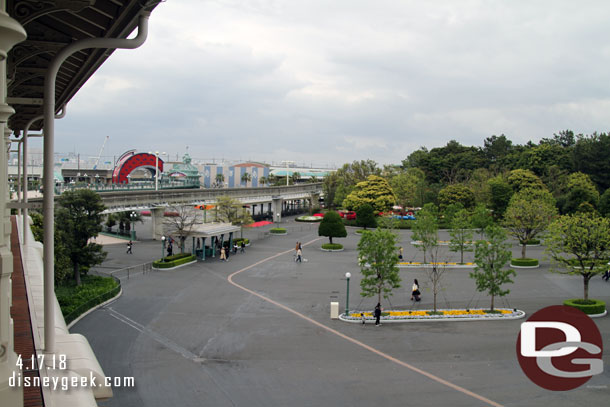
[398,246,403,260]
[374,303,382,326]
[296,248,302,263]
[411,279,421,301]
[220,246,227,262]
[240,241,245,253]
[225,244,230,260]
[126,240,133,254]
[603,267,610,282]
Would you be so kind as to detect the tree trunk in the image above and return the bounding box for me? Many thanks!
[460,248,464,264]
[490,294,494,311]
[584,275,590,300]
[329,236,333,244]
[378,288,382,305]
[74,263,81,286]
[521,243,527,259]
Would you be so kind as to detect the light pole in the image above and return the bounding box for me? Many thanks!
[130,211,137,240]
[149,150,167,191]
[345,272,351,316]
[281,160,294,186]
[162,235,166,261]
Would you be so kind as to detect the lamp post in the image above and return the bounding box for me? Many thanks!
[130,211,137,240]
[162,235,166,261]
[149,150,167,191]
[281,160,294,186]
[345,272,351,316]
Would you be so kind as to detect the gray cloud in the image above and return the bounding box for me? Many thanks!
[55,0,610,167]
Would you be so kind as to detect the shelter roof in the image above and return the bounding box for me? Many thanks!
[187,223,241,238]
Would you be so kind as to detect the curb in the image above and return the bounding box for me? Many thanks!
[510,264,540,269]
[589,310,607,318]
[398,263,475,269]
[152,259,197,271]
[320,247,345,252]
[67,287,123,329]
[270,232,288,236]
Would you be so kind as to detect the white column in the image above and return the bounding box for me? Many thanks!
[0,4,26,405]
[151,208,165,240]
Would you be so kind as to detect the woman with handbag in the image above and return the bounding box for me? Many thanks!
[411,279,421,301]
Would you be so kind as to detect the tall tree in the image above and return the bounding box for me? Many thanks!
[216,196,254,238]
[563,172,600,214]
[358,228,401,304]
[449,209,473,264]
[342,175,396,212]
[55,189,107,286]
[507,169,545,192]
[545,213,610,300]
[411,204,438,263]
[471,204,494,240]
[356,203,376,229]
[438,184,475,210]
[164,205,201,253]
[318,211,347,244]
[241,172,252,187]
[487,176,513,219]
[470,225,514,311]
[504,188,557,259]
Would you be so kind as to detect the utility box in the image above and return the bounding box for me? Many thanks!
[330,302,339,319]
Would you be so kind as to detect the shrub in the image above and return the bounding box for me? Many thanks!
[233,238,250,245]
[563,298,606,315]
[153,254,196,269]
[355,229,365,234]
[321,243,343,250]
[270,228,287,234]
[56,275,120,324]
[525,238,541,245]
[510,258,539,267]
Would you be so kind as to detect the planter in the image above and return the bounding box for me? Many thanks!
[321,243,344,252]
[270,228,287,235]
[563,298,606,316]
[510,258,539,268]
[339,308,526,323]
[153,254,196,270]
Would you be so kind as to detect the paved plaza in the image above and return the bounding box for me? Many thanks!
[73,217,610,407]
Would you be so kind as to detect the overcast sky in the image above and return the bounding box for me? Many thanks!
[49,0,610,168]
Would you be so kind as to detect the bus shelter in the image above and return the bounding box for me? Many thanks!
[187,223,242,260]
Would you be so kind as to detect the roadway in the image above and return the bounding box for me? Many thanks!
[73,218,610,407]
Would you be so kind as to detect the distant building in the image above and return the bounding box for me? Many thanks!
[200,162,269,188]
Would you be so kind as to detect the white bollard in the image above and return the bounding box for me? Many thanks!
[330,302,339,319]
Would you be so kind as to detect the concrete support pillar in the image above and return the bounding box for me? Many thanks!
[202,237,206,260]
[272,196,283,224]
[151,208,165,240]
[0,5,26,405]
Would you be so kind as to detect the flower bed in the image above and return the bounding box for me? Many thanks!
[398,261,475,268]
[340,308,525,322]
[296,216,323,222]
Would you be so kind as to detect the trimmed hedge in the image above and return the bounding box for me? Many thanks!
[270,228,287,234]
[56,275,120,324]
[564,298,606,315]
[511,258,539,267]
[233,238,250,245]
[153,253,196,269]
[321,243,343,250]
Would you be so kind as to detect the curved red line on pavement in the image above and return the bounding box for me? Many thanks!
[227,237,504,407]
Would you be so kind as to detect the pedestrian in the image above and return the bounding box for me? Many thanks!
[298,242,302,250]
[603,268,610,282]
[225,244,230,260]
[167,243,173,257]
[398,246,403,260]
[411,279,421,301]
[233,242,238,254]
[361,312,366,325]
[126,240,133,254]
[220,247,227,262]
[240,241,245,253]
[295,241,300,253]
[374,303,382,326]
[296,248,302,263]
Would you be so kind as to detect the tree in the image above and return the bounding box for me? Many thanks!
[318,211,347,244]
[259,176,267,186]
[356,203,376,229]
[562,172,600,214]
[105,213,117,232]
[31,211,72,284]
[55,189,107,286]
[449,209,473,264]
[322,172,340,209]
[471,204,494,240]
[291,171,301,185]
[507,169,545,192]
[598,188,610,217]
[215,173,225,186]
[241,172,252,187]
[503,188,558,259]
[411,204,438,263]
[470,225,514,311]
[357,228,401,304]
[164,205,201,253]
[545,213,610,300]
[488,176,513,219]
[342,175,396,212]
[389,168,427,208]
[438,184,475,210]
[215,196,254,238]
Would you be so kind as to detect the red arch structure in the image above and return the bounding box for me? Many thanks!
[112,150,164,184]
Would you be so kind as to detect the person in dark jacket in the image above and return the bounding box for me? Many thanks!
[374,303,382,326]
